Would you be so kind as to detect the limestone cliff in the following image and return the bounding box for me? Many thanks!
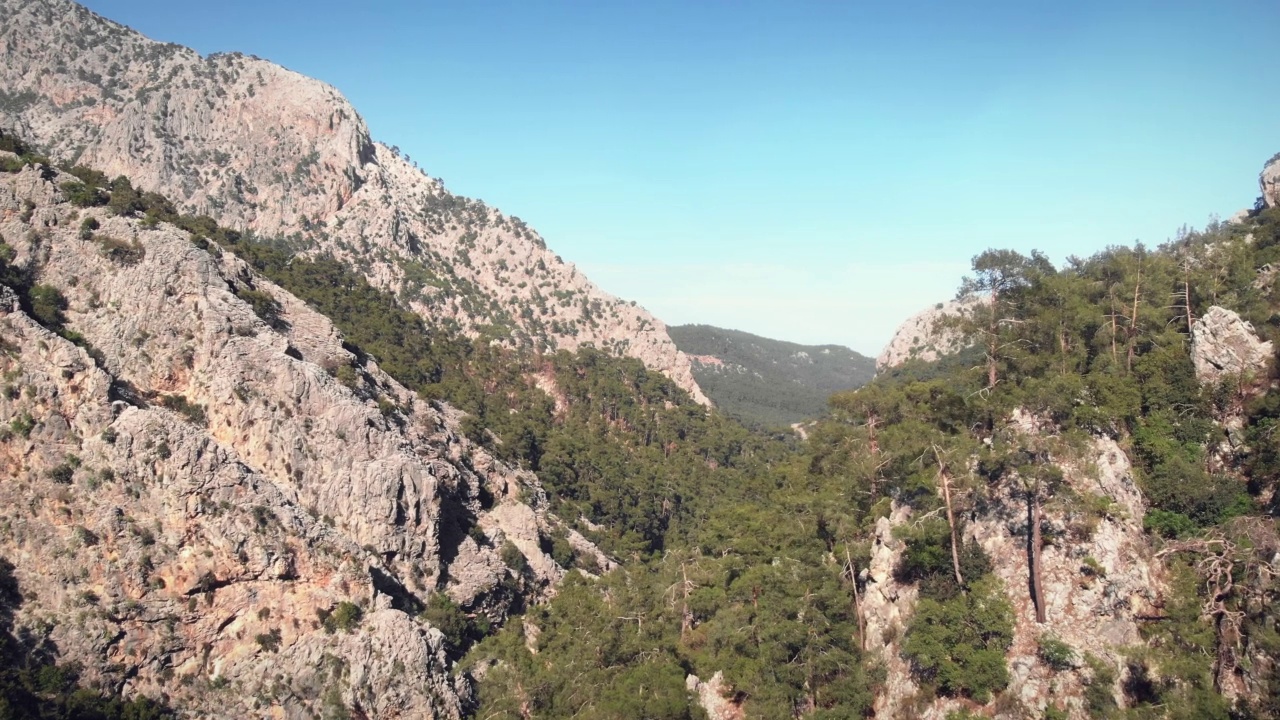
[865,421,1161,719]
[1260,152,1280,210]
[0,160,604,716]
[0,0,707,405]
[875,297,981,371]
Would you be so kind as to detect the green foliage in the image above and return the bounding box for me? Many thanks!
[1143,509,1198,539]
[9,413,34,439]
[1036,635,1075,671]
[420,594,469,653]
[96,235,145,265]
[255,628,282,653]
[235,287,284,329]
[668,324,875,427]
[78,216,99,240]
[28,284,68,330]
[47,463,75,484]
[321,602,363,634]
[902,575,1014,702]
[500,540,527,574]
[1082,653,1119,719]
[60,179,106,207]
[156,394,206,426]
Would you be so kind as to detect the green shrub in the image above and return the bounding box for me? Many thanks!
[322,601,363,634]
[236,287,284,329]
[1037,635,1076,670]
[419,593,468,650]
[157,394,207,426]
[903,575,1014,702]
[1143,509,1197,539]
[1082,654,1119,718]
[78,216,99,240]
[28,284,68,330]
[255,628,282,653]
[97,235,145,265]
[60,180,106,207]
[500,540,527,574]
[10,412,35,438]
[48,463,74,484]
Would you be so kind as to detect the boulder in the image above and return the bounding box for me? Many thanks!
[1190,306,1272,384]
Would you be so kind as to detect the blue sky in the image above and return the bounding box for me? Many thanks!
[80,1,1280,354]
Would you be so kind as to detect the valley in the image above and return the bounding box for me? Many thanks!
[0,2,1278,719]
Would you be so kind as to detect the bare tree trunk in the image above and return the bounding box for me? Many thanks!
[935,447,964,588]
[987,289,999,388]
[679,562,693,639]
[1107,291,1119,365]
[1182,259,1196,333]
[1029,490,1047,623]
[845,546,866,652]
[1126,259,1142,373]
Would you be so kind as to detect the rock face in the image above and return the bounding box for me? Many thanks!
[1260,152,1280,209]
[0,162,599,715]
[876,297,981,371]
[1190,306,1273,384]
[685,671,743,720]
[0,0,708,405]
[863,425,1161,719]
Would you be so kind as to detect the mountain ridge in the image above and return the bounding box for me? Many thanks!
[0,0,708,404]
[669,323,875,426]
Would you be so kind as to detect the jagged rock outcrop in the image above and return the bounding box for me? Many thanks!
[876,297,981,371]
[685,671,743,720]
[0,161,600,715]
[0,0,708,405]
[1260,153,1280,209]
[864,427,1161,719]
[1190,306,1273,384]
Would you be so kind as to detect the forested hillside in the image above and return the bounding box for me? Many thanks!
[4,89,1280,720]
[669,324,876,427]
[465,204,1280,717]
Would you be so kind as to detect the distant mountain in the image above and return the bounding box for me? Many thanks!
[668,324,876,427]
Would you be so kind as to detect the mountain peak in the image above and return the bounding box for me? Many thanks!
[0,0,708,404]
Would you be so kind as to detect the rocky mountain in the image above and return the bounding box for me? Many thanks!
[0,0,707,405]
[0,158,610,716]
[3,2,1280,719]
[668,324,875,427]
[875,296,981,371]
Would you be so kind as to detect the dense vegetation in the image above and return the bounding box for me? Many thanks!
[668,324,876,428]
[4,129,1279,718]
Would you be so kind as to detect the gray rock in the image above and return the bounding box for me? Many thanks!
[876,296,983,371]
[0,165,599,716]
[1190,306,1272,384]
[0,0,708,405]
[1261,153,1280,209]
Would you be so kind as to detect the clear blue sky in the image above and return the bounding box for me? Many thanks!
[80,0,1280,354]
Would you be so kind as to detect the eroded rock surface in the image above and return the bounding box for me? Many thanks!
[876,297,981,371]
[1260,153,1280,209]
[0,163,596,716]
[0,0,707,405]
[1190,305,1272,384]
[864,430,1161,719]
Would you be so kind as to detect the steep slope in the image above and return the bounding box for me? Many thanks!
[0,158,606,716]
[875,296,981,371]
[467,157,1280,719]
[0,0,707,404]
[668,324,875,427]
